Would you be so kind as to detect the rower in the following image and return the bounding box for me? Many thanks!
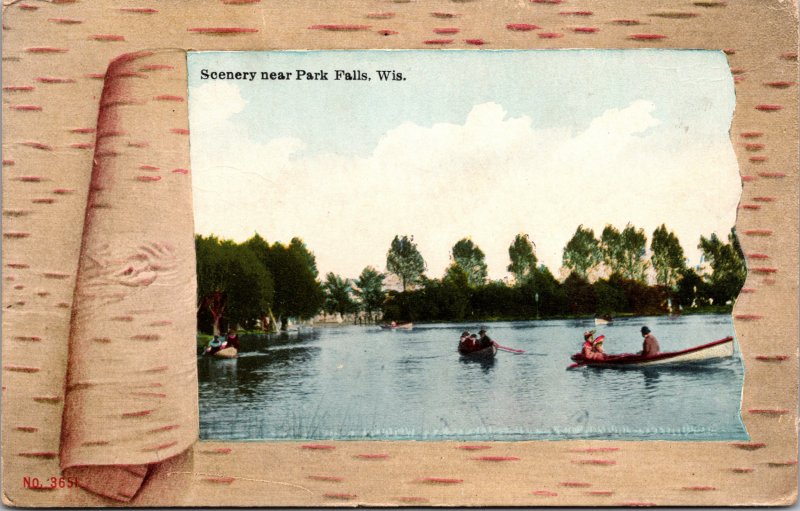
[640,326,660,356]
[477,329,493,349]
[225,328,240,351]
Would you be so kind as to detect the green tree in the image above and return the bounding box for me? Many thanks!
[698,229,746,305]
[601,223,648,282]
[451,238,488,287]
[243,233,278,331]
[607,273,667,315]
[386,235,426,291]
[289,237,318,278]
[600,225,623,273]
[225,244,274,330]
[522,265,566,317]
[441,265,471,320]
[322,272,356,318]
[650,224,687,288]
[593,277,627,317]
[354,266,385,323]
[562,272,597,315]
[195,235,273,334]
[507,233,538,285]
[562,225,602,279]
[472,281,522,319]
[675,268,708,309]
[196,234,227,335]
[267,242,324,330]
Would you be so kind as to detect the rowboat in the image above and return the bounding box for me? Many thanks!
[594,317,612,326]
[569,336,734,368]
[204,337,238,358]
[459,344,497,359]
[212,347,238,358]
[380,322,413,330]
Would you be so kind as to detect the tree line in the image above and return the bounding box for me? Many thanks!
[195,224,746,333]
[382,225,745,321]
[196,234,385,334]
[196,234,322,334]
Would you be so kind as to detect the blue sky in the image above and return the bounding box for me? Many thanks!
[187,50,739,281]
[189,50,734,157]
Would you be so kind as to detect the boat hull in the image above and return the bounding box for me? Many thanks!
[380,322,413,330]
[459,345,497,358]
[212,347,238,358]
[571,336,734,368]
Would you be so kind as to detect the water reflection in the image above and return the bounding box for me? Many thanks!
[198,357,238,382]
[641,367,661,396]
[458,354,497,373]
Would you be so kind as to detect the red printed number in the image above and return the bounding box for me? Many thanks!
[23,476,79,489]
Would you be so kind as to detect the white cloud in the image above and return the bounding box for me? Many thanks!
[190,81,246,127]
[190,99,740,281]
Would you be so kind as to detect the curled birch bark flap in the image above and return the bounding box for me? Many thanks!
[59,50,198,502]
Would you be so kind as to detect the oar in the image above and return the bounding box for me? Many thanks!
[493,341,525,354]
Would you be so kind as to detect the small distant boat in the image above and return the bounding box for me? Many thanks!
[570,336,734,368]
[380,322,413,330]
[204,337,238,358]
[459,344,497,359]
[594,317,612,326]
[212,347,238,358]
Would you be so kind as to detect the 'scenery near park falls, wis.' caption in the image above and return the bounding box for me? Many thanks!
[199,68,407,81]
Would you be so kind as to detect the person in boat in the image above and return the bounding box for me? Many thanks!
[391,321,397,327]
[477,329,493,350]
[640,326,660,357]
[204,335,225,355]
[581,329,606,361]
[225,328,240,351]
[459,331,476,352]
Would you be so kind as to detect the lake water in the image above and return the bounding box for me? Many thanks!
[198,314,748,441]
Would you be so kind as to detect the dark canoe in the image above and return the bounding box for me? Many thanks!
[459,344,497,358]
[570,336,734,368]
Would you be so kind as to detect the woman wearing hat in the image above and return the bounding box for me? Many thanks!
[639,326,660,357]
[581,329,606,361]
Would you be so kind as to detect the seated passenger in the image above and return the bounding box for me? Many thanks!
[459,331,476,352]
[581,330,606,361]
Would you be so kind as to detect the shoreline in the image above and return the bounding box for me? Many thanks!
[197,308,734,341]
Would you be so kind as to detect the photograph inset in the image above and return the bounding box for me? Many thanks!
[188,50,747,441]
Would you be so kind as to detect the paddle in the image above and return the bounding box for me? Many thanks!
[493,341,526,354]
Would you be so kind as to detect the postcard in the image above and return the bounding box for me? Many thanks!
[2,1,797,507]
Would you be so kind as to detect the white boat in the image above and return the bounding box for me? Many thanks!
[570,336,734,368]
[380,322,413,330]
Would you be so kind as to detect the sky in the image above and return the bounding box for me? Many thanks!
[187,50,740,281]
